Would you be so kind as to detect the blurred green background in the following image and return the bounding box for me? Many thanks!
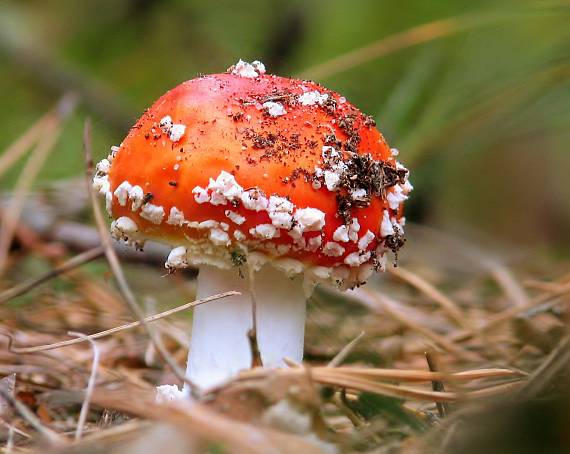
[1,0,568,255]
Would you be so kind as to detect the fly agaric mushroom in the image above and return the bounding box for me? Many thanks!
[93,59,412,393]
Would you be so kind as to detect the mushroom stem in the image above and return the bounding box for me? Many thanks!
[184,265,253,392]
[254,265,307,367]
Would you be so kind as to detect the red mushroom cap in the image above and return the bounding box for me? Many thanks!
[93,60,412,287]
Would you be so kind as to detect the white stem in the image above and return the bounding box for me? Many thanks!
[254,265,307,367]
[184,265,252,392]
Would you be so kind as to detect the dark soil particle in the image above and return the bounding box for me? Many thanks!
[321,96,337,115]
[384,229,406,264]
[336,194,354,223]
[340,154,407,200]
[363,115,376,127]
[323,134,342,149]
[255,90,297,107]
[337,114,357,136]
[142,193,154,204]
[230,249,247,268]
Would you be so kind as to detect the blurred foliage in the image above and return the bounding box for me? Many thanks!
[1,0,569,252]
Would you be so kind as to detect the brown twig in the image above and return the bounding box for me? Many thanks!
[68,331,100,441]
[449,282,570,343]
[238,366,523,402]
[518,336,570,398]
[387,266,468,328]
[425,351,450,418]
[0,246,104,304]
[485,259,531,307]
[362,289,480,361]
[1,291,237,353]
[327,331,365,367]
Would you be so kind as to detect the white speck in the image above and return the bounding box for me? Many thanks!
[321,146,340,160]
[249,224,280,239]
[298,90,329,106]
[241,189,268,211]
[114,216,138,234]
[167,206,185,226]
[209,229,230,246]
[159,115,186,142]
[92,174,110,195]
[402,179,413,194]
[333,225,350,243]
[95,158,110,174]
[323,241,345,257]
[230,59,264,78]
[350,188,368,202]
[290,234,307,250]
[165,246,188,269]
[293,207,326,232]
[338,97,346,104]
[307,235,322,251]
[169,123,186,142]
[324,171,341,191]
[234,230,246,241]
[110,217,138,244]
[387,184,408,210]
[129,185,144,211]
[198,220,219,229]
[173,163,180,171]
[114,181,132,206]
[159,115,173,132]
[380,210,395,237]
[348,218,360,242]
[262,101,287,117]
[391,148,399,156]
[225,210,246,225]
[251,60,266,74]
[358,230,375,250]
[156,384,185,403]
[140,204,165,224]
[192,186,210,204]
[268,196,294,229]
[344,251,371,267]
[207,171,244,205]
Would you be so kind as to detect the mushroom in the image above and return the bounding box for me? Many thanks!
[93,59,412,395]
